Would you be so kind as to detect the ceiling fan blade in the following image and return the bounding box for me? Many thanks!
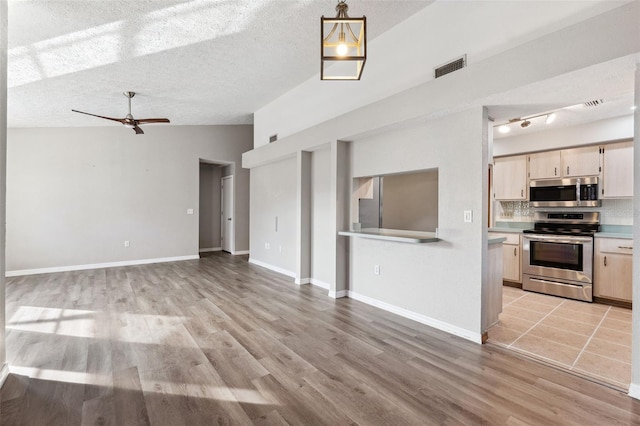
[71,109,125,123]
[133,125,144,135]
[136,118,171,124]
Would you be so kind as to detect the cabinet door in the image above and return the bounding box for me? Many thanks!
[602,141,633,198]
[561,145,601,177]
[594,238,633,302]
[494,155,527,200]
[502,244,520,282]
[528,151,561,179]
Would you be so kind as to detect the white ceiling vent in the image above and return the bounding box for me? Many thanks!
[584,99,604,107]
[434,55,466,79]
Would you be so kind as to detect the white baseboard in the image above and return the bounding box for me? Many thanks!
[629,383,640,400]
[0,363,9,388]
[232,250,250,255]
[329,289,348,299]
[295,278,311,285]
[199,247,222,253]
[347,290,483,344]
[248,258,295,278]
[310,278,330,290]
[6,255,200,277]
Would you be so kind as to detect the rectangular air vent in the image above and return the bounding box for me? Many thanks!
[583,99,604,107]
[435,55,466,79]
[269,134,278,143]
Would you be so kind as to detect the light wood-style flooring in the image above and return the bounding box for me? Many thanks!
[2,252,640,425]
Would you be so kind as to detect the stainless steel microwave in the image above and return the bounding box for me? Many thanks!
[529,177,601,207]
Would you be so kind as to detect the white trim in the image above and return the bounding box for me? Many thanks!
[310,278,330,290]
[232,250,250,255]
[629,384,640,400]
[6,255,200,277]
[347,290,483,344]
[199,247,222,253]
[221,175,235,253]
[0,363,9,388]
[248,258,296,278]
[295,278,311,285]
[328,289,348,299]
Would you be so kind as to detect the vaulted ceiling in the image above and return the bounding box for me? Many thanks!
[7,0,636,130]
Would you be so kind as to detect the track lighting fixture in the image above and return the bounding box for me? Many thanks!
[494,111,558,134]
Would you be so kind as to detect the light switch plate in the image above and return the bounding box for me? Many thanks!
[464,210,473,223]
[187,208,194,215]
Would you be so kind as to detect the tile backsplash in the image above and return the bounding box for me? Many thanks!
[494,199,633,225]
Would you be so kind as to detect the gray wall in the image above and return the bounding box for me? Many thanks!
[6,125,252,272]
[249,156,297,274]
[199,163,222,250]
[349,109,486,334]
[310,148,332,285]
[381,170,438,232]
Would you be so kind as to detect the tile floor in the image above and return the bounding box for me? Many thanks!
[488,286,632,390]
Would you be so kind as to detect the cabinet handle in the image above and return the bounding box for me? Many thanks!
[521,189,523,197]
[514,247,517,256]
[604,256,607,267]
[618,246,633,250]
[567,166,570,175]
[554,167,557,176]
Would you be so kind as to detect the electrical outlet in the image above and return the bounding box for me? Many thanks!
[279,245,282,253]
[464,210,473,223]
[374,265,380,275]
[265,242,270,249]
[187,208,194,215]
[124,240,130,247]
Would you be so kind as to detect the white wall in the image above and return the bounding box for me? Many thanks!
[0,0,8,379]
[249,156,297,275]
[310,147,332,286]
[6,125,252,273]
[199,163,222,251]
[349,108,487,337]
[493,115,633,157]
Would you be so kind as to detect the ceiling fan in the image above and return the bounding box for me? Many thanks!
[72,92,170,134]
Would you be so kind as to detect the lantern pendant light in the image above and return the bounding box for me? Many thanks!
[321,1,367,80]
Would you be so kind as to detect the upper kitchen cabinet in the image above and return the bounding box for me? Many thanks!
[528,151,561,179]
[561,145,601,178]
[602,141,633,199]
[494,155,527,200]
[528,146,601,179]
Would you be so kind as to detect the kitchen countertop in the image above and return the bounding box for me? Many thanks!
[595,232,633,239]
[489,227,526,234]
[338,228,440,243]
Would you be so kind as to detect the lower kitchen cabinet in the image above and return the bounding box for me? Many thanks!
[594,237,633,303]
[489,232,521,284]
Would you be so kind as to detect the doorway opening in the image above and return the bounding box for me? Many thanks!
[199,161,233,256]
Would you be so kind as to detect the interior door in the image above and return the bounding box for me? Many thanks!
[221,176,234,253]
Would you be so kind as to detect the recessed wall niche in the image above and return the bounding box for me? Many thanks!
[353,169,438,232]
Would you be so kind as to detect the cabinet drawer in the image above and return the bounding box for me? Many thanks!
[596,238,633,255]
[489,233,520,245]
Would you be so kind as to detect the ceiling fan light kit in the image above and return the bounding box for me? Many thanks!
[321,1,366,80]
[72,92,170,135]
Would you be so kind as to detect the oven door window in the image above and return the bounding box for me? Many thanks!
[530,185,577,202]
[529,241,583,271]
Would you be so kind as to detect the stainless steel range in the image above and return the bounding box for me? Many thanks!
[522,212,600,302]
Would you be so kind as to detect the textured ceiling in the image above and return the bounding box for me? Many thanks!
[7,0,432,127]
[7,0,636,130]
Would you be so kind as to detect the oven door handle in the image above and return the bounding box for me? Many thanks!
[524,235,592,244]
